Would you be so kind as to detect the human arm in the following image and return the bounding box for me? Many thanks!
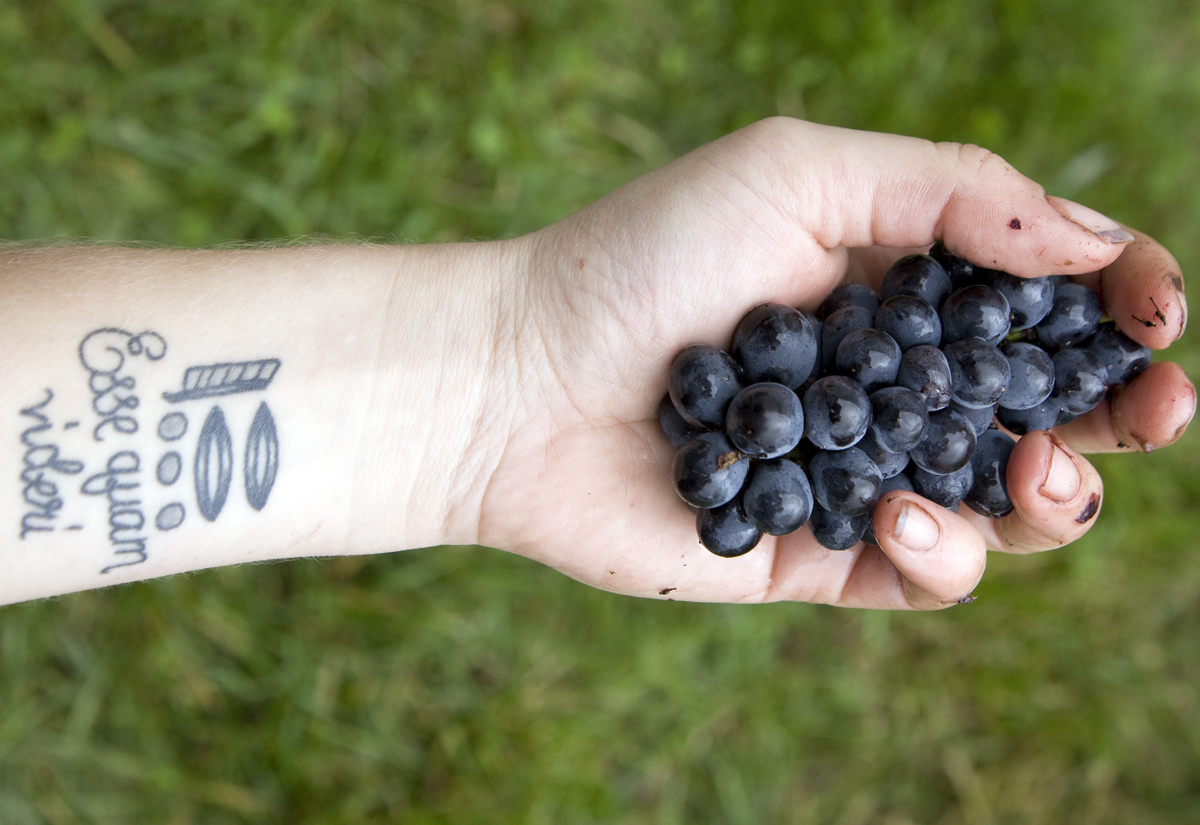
[1,117,1192,608]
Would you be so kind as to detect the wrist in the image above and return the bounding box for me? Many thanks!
[360,236,530,552]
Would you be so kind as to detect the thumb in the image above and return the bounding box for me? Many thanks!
[740,119,1132,276]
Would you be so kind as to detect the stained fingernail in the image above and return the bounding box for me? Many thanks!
[892,501,940,552]
[1040,440,1081,502]
[957,594,978,605]
[1046,196,1135,244]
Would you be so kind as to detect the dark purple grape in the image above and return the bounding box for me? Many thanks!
[818,283,880,319]
[725,382,805,459]
[802,375,872,450]
[998,341,1055,410]
[1034,282,1103,348]
[880,254,953,308]
[996,397,1061,435]
[908,409,976,475]
[1084,321,1151,385]
[658,395,705,447]
[896,344,953,411]
[741,459,814,535]
[943,337,1011,409]
[806,311,824,375]
[928,242,986,291]
[807,447,882,517]
[672,433,750,509]
[1051,348,1109,415]
[809,504,871,550]
[941,286,1011,345]
[732,303,819,389]
[697,500,762,557]
[911,463,974,509]
[874,295,942,351]
[949,399,996,436]
[821,305,874,373]
[856,432,910,479]
[835,328,902,392]
[991,272,1055,330]
[669,345,744,429]
[1055,407,1079,426]
[879,472,915,495]
[869,386,929,453]
[966,430,1016,517]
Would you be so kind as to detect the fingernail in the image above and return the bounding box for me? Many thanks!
[892,501,940,552]
[1040,440,1081,502]
[1046,196,1135,244]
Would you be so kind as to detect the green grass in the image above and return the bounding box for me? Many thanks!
[3,0,1200,822]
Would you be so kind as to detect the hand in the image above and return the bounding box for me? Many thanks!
[477,117,1194,609]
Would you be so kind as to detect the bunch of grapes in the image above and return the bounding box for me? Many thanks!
[661,243,1152,557]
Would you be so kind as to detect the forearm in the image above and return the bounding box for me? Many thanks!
[0,241,514,604]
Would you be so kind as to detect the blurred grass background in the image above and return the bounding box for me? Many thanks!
[2,0,1200,821]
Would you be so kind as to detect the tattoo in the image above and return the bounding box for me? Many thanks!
[244,402,279,511]
[78,329,166,441]
[17,327,283,576]
[80,451,148,573]
[163,359,280,402]
[194,407,234,522]
[19,390,84,538]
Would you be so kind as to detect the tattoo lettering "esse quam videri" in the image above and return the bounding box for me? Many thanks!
[14,328,283,577]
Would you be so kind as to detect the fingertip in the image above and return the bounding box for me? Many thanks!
[1111,361,1197,452]
[1101,230,1187,349]
[995,430,1105,553]
[939,167,1129,278]
[873,492,986,609]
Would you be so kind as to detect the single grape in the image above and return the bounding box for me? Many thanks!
[807,447,882,517]
[948,399,996,437]
[943,337,1011,409]
[998,341,1055,411]
[941,285,1011,345]
[809,504,871,550]
[658,395,705,447]
[672,433,750,509]
[991,272,1055,330]
[732,303,819,389]
[908,408,976,475]
[697,500,762,557]
[1034,282,1103,348]
[669,344,744,429]
[802,375,872,450]
[1084,321,1151,385]
[880,254,953,308]
[821,305,874,373]
[818,283,881,319]
[725,382,805,458]
[879,472,915,495]
[1051,348,1109,415]
[741,459,814,535]
[929,242,987,291]
[874,295,942,350]
[965,430,1016,518]
[996,397,1061,435]
[895,344,953,411]
[835,327,902,392]
[855,431,910,479]
[869,386,929,453]
[911,463,974,509]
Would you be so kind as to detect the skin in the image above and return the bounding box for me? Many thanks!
[0,117,1192,608]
